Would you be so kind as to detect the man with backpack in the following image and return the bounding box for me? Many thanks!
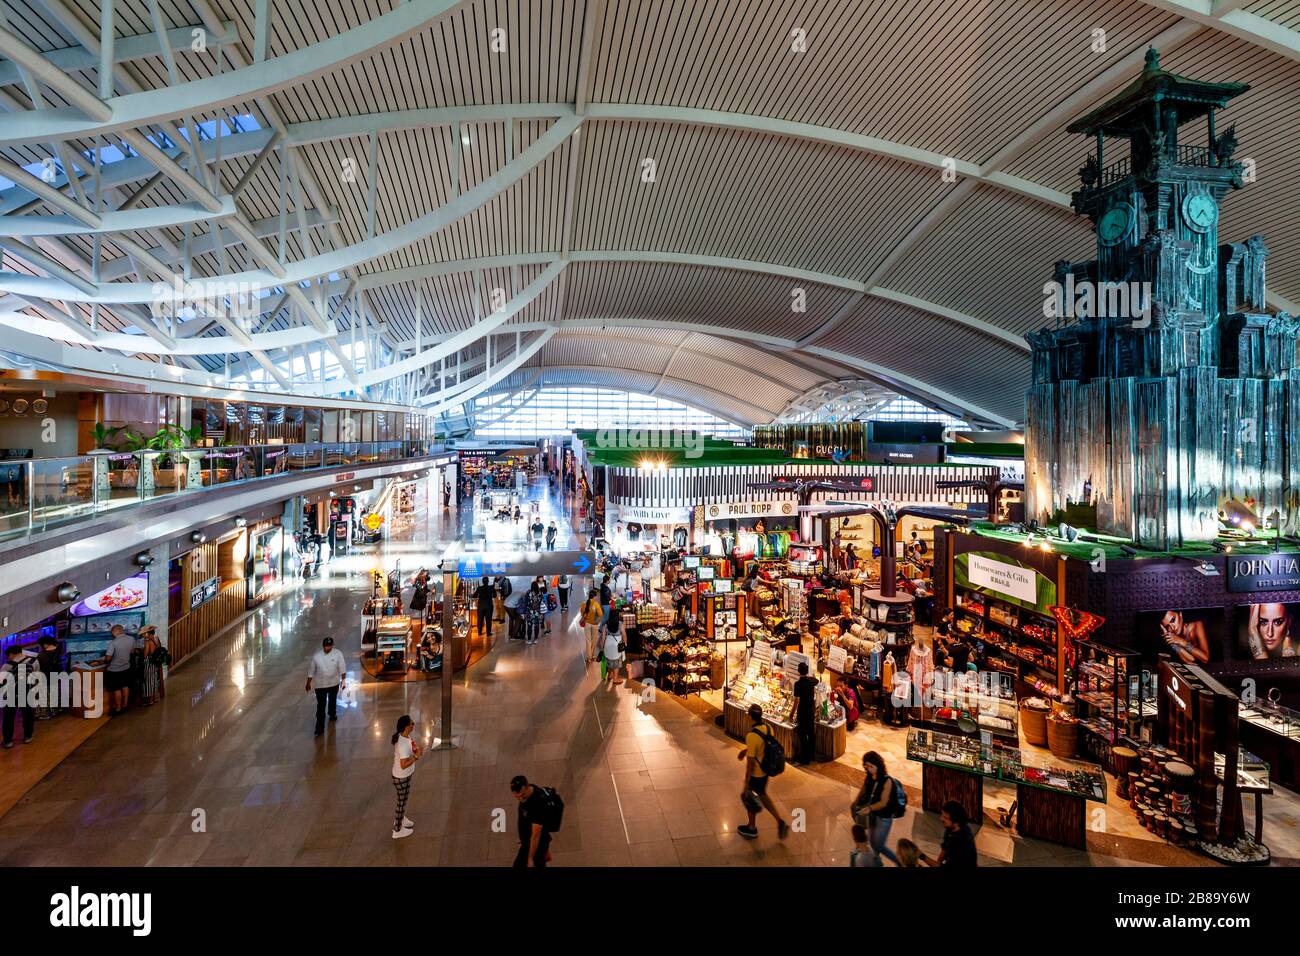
[510,775,562,867]
[737,703,790,840]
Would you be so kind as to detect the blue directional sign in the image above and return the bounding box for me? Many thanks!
[456,550,599,579]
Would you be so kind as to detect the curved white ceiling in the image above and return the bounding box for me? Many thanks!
[2,0,1298,429]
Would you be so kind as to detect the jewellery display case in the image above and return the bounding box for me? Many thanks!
[906,728,1106,849]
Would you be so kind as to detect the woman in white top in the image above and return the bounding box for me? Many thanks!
[391,714,422,839]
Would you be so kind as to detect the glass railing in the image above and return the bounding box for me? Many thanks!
[0,440,442,541]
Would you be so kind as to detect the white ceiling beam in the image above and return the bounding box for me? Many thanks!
[0,0,473,146]
[320,260,567,394]
[1140,0,1300,62]
[0,19,236,88]
[418,329,557,414]
[4,115,582,304]
[0,195,237,237]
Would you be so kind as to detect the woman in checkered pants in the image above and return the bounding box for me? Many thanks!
[391,715,422,839]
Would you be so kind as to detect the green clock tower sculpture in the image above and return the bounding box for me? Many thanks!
[1026,49,1297,549]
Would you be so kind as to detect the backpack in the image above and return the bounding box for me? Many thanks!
[884,776,908,818]
[538,786,565,832]
[751,724,786,777]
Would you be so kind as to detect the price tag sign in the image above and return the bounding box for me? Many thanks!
[827,645,848,673]
[752,641,773,665]
[785,650,811,680]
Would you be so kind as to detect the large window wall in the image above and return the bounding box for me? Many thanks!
[473,387,748,439]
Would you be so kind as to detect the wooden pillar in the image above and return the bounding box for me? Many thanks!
[1195,688,1218,841]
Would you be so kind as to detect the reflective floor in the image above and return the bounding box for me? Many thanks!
[1,479,1296,866]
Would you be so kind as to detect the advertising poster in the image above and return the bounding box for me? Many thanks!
[1234,602,1300,661]
[1135,607,1222,665]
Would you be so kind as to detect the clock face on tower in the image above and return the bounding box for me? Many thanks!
[1098,203,1134,246]
[1182,193,1217,233]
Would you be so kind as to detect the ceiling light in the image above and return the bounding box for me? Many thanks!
[191,531,207,544]
[134,551,155,568]
[55,582,81,603]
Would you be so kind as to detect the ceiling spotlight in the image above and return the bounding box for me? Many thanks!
[55,582,81,604]
[234,516,247,528]
[1120,544,1141,557]
[191,531,208,544]
[134,551,155,568]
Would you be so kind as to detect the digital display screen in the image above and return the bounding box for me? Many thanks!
[70,573,149,617]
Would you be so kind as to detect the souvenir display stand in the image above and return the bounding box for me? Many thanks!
[723,643,847,761]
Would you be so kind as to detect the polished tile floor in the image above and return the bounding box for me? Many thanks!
[1,479,1296,866]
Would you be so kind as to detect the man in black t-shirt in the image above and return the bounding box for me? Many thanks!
[511,775,553,867]
[792,662,818,765]
[920,800,977,868]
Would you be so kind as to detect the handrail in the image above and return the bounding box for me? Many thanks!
[0,440,445,543]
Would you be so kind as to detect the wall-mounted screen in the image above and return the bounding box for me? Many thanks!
[70,573,149,617]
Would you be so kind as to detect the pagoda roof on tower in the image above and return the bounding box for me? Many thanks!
[1067,48,1249,138]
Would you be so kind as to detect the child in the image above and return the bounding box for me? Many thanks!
[849,824,872,867]
[896,838,922,867]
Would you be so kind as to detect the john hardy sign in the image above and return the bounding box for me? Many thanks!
[1227,554,1300,593]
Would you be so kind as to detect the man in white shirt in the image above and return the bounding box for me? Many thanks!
[306,636,347,737]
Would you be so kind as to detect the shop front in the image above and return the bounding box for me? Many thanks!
[247,522,284,608]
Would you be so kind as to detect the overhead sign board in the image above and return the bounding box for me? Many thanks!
[705,499,797,521]
[455,549,599,579]
[1227,553,1300,593]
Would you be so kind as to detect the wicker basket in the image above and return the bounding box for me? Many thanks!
[1020,703,1050,746]
[1047,716,1079,759]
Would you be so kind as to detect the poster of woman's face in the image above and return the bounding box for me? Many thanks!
[1136,608,1221,666]
[1239,603,1300,660]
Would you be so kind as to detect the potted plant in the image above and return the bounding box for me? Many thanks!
[87,423,124,454]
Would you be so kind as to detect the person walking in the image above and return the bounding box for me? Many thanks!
[390,714,421,839]
[530,518,545,549]
[603,613,625,685]
[580,588,603,662]
[522,581,545,645]
[97,624,136,716]
[305,636,347,737]
[919,800,977,868]
[792,661,818,765]
[1,644,39,747]
[737,703,789,840]
[474,577,496,637]
[442,482,451,511]
[556,574,571,611]
[545,521,558,551]
[510,775,557,867]
[640,555,655,595]
[850,751,903,865]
